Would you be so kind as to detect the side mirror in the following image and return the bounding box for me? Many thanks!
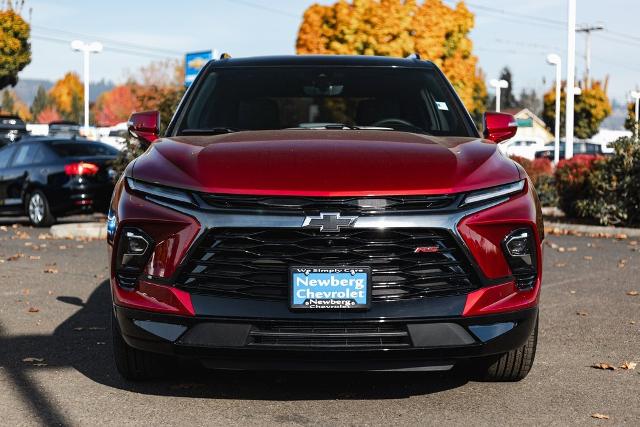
[483,112,517,143]
[128,111,160,146]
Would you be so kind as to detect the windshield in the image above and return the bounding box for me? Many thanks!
[178,67,474,137]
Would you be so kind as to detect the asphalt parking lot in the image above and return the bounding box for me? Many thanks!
[0,222,638,426]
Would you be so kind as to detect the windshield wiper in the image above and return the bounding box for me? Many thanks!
[179,127,240,135]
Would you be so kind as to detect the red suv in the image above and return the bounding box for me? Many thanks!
[108,55,542,381]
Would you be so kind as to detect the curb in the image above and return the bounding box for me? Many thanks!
[545,222,640,238]
[49,222,106,240]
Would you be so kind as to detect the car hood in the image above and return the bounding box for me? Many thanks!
[131,130,520,196]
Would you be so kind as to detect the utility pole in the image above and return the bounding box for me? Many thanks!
[576,24,604,88]
[565,0,577,159]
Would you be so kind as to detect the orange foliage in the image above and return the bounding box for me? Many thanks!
[36,106,62,124]
[296,0,486,117]
[93,85,139,126]
[48,72,83,115]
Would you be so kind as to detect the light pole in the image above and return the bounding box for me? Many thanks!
[546,54,562,165]
[565,0,577,159]
[70,40,103,131]
[631,90,640,138]
[489,79,509,112]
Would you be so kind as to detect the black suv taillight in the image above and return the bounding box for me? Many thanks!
[115,228,153,289]
[502,228,537,290]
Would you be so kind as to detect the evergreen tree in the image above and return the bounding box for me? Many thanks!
[30,85,50,118]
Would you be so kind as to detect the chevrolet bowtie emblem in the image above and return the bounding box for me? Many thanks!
[302,212,357,232]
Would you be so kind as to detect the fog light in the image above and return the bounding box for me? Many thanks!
[116,228,153,289]
[505,230,531,257]
[502,228,537,290]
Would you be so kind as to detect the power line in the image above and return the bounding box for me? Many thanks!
[31,33,176,60]
[222,0,299,19]
[31,25,183,56]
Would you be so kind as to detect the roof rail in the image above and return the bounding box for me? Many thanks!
[406,53,420,60]
[219,53,231,60]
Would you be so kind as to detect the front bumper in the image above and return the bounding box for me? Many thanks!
[114,304,538,371]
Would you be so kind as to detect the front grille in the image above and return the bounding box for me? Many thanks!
[176,228,478,301]
[198,194,459,213]
[116,271,138,288]
[248,322,410,349]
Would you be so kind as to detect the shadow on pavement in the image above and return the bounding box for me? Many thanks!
[0,280,469,424]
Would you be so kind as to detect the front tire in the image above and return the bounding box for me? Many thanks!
[479,315,538,382]
[111,311,169,381]
[26,190,55,227]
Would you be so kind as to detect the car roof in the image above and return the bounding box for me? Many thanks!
[210,54,436,69]
[16,136,102,145]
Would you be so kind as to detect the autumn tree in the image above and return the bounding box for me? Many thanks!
[0,1,31,90]
[48,72,84,123]
[542,80,612,140]
[296,0,487,118]
[93,84,139,126]
[36,106,61,123]
[0,88,31,120]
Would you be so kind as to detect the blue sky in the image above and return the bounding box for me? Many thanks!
[22,0,640,103]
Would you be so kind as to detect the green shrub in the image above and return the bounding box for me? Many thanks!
[574,137,640,226]
[510,155,558,207]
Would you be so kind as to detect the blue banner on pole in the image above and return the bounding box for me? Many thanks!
[185,50,212,86]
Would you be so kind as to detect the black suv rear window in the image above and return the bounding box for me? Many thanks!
[179,66,474,137]
[50,142,118,157]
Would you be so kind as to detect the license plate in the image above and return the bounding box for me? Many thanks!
[289,267,371,310]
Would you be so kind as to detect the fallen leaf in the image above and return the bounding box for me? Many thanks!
[29,255,40,260]
[570,290,577,294]
[592,363,616,370]
[6,253,25,261]
[591,413,609,420]
[618,260,627,268]
[44,268,58,274]
[583,256,593,260]
[27,307,39,313]
[76,244,84,249]
[576,311,588,316]
[558,247,566,252]
[555,262,567,268]
[620,361,637,370]
[614,233,628,240]
[567,247,578,252]
[37,233,52,240]
[0,226,7,232]
[629,240,638,246]
[626,290,639,296]
[630,321,637,325]
[58,245,67,250]
[22,357,44,363]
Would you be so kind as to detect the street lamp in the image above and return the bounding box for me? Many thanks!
[631,90,640,138]
[70,40,103,132]
[489,79,509,112]
[565,0,577,159]
[546,54,562,165]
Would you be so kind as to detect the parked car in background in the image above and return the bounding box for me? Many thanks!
[48,121,81,138]
[98,122,128,150]
[534,140,606,160]
[499,136,548,160]
[0,115,29,147]
[0,137,118,226]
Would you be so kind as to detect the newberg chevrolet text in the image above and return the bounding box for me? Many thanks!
[108,55,543,381]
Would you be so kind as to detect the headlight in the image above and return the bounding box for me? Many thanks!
[127,178,195,206]
[461,180,525,206]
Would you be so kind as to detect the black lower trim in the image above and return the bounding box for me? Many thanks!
[114,305,538,371]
